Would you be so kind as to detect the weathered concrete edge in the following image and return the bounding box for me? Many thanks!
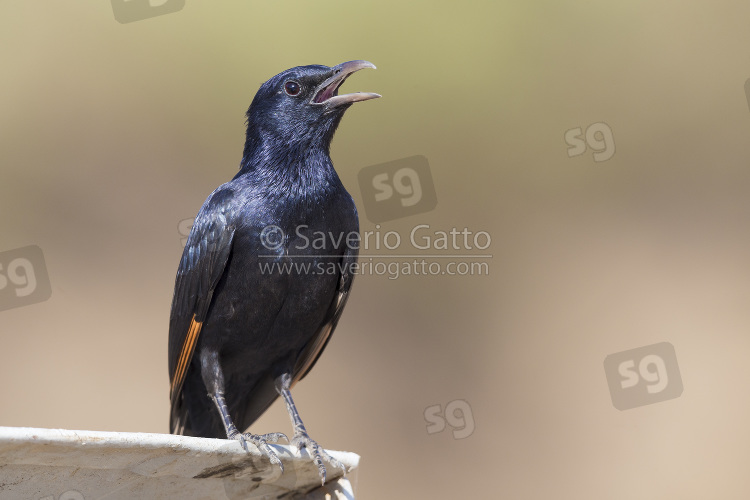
[0,426,359,470]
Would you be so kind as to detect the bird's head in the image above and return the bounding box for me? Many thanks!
[242,60,380,161]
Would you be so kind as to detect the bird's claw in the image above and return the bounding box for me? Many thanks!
[255,431,289,444]
[230,431,287,473]
[291,431,347,485]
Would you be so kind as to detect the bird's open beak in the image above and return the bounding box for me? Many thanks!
[311,60,381,107]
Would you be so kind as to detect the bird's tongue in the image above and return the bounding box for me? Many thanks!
[313,80,342,103]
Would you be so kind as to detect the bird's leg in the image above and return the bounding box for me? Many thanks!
[201,350,287,471]
[275,373,347,484]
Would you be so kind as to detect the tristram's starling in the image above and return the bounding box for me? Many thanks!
[168,61,379,482]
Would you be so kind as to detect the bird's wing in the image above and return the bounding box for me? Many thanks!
[168,188,236,434]
[291,245,358,386]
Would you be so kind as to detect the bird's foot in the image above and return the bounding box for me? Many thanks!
[229,431,289,473]
[291,431,347,485]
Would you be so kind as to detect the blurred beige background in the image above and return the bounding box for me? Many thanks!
[2,1,750,498]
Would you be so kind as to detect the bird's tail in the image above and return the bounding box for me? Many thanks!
[169,393,192,436]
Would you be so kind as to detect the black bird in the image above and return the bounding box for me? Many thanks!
[168,61,379,481]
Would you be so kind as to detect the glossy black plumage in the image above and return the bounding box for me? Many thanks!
[167,61,378,481]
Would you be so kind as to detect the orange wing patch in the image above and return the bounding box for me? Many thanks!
[170,314,203,402]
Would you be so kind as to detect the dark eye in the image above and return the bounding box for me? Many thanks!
[284,81,301,96]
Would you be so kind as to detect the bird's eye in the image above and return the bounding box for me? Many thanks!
[284,81,301,96]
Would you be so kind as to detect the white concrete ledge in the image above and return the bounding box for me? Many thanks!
[0,426,358,499]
